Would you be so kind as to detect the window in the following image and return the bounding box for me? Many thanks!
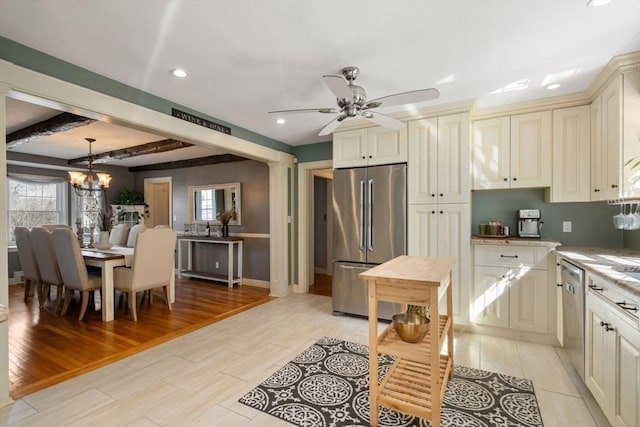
[7,174,67,243]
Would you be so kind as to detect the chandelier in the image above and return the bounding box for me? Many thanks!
[68,137,112,197]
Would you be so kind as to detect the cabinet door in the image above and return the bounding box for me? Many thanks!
[550,106,591,202]
[614,315,640,427]
[509,269,548,333]
[510,111,552,188]
[367,126,407,166]
[407,118,438,204]
[472,266,510,328]
[438,113,470,203]
[591,95,605,200]
[601,74,623,200]
[585,294,616,421]
[407,204,438,257]
[333,129,368,168]
[472,117,510,189]
[437,204,471,325]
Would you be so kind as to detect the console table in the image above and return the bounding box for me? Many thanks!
[177,236,243,288]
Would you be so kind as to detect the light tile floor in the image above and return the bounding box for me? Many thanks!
[0,293,607,426]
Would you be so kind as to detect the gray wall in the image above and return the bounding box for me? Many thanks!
[472,188,624,247]
[314,177,328,270]
[134,159,271,281]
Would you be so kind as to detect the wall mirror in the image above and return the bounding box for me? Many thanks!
[188,182,241,225]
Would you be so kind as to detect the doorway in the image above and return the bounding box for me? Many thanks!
[144,177,172,228]
[310,172,333,296]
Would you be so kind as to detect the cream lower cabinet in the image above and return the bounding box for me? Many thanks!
[408,203,470,325]
[472,244,550,334]
[585,281,640,427]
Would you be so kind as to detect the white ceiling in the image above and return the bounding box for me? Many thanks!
[1,0,640,157]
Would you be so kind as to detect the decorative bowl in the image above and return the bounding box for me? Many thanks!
[94,243,114,250]
[392,313,430,343]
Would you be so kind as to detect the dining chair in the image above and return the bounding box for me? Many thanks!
[114,228,177,321]
[14,227,42,303]
[41,224,73,232]
[126,223,146,247]
[109,224,130,246]
[153,225,170,229]
[51,228,102,320]
[30,227,65,311]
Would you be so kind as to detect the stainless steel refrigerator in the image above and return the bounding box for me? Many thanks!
[332,163,406,320]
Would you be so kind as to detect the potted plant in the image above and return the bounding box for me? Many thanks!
[113,187,149,224]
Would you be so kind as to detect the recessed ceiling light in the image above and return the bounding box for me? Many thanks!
[276,118,286,125]
[587,0,612,7]
[546,83,561,90]
[170,68,188,78]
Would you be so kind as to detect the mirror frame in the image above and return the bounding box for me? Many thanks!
[188,182,241,225]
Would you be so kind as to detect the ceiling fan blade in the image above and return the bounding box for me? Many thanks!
[268,108,338,115]
[364,111,404,130]
[366,88,440,109]
[323,75,353,100]
[318,115,345,136]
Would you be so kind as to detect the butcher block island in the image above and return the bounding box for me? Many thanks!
[360,255,456,427]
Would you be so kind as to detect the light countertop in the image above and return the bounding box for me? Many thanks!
[555,246,640,298]
[471,236,561,248]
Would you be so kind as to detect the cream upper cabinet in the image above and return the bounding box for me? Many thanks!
[547,105,591,202]
[333,126,407,168]
[591,95,605,200]
[408,203,470,325]
[510,111,552,188]
[408,113,470,204]
[472,116,510,189]
[472,112,552,189]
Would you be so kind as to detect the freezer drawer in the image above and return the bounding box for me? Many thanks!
[332,262,400,320]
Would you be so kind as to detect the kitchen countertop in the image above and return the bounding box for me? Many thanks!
[555,246,640,298]
[471,236,561,247]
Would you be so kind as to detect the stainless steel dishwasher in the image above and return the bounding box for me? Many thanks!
[561,259,586,381]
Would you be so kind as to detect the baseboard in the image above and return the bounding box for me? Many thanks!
[314,267,328,275]
[463,323,560,347]
[242,278,270,289]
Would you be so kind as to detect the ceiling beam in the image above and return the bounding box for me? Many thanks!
[68,138,194,165]
[129,154,247,172]
[6,112,96,149]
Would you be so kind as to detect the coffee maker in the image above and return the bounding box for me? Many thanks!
[518,209,542,238]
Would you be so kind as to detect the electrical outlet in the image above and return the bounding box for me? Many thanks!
[563,221,572,232]
[215,261,219,269]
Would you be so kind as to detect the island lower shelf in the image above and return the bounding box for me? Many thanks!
[377,315,451,361]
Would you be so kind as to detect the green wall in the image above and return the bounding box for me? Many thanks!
[294,141,332,163]
[472,188,626,248]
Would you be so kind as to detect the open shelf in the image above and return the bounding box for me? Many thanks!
[377,315,451,362]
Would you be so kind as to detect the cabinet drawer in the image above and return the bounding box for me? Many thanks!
[474,245,548,269]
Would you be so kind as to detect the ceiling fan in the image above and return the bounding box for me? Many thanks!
[269,66,440,136]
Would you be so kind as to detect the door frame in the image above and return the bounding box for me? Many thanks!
[144,177,172,228]
[297,160,332,293]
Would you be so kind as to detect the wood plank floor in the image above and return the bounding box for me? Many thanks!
[308,273,332,296]
[8,277,272,399]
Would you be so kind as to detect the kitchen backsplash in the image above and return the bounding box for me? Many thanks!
[471,188,631,248]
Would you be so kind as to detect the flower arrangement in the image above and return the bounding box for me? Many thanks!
[217,209,235,226]
[97,207,114,232]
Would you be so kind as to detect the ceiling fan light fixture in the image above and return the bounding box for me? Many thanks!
[276,118,286,125]
[546,83,561,90]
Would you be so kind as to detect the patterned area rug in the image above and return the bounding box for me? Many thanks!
[239,337,544,427]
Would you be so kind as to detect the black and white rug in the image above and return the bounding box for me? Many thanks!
[239,337,544,427]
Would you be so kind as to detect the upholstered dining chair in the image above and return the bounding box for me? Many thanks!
[126,223,146,247]
[109,224,130,246]
[51,228,102,320]
[114,228,177,321]
[41,224,73,232]
[14,227,42,303]
[30,227,65,311]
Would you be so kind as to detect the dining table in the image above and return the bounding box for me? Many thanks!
[82,246,175,322]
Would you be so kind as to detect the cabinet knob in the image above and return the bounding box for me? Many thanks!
[369,155,372,159]
[431,210,436,214]
[362,156,366,159]
[503,178,508,181]
[513,177,517,181]
[431,194,436,197]
[439,210,443,214]
[589,284,604,292]
[557,283,563,287]
[500,254,518,259]
[615,301,639,312]
[594,188,600,192]
[611,184,618,189]
[439,193,443,197]
[600,321,614,332]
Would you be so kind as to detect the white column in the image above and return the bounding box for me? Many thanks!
[269,161,290,297]
[0,83,13,406]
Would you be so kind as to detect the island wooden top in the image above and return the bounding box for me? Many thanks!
[359,255,456,286]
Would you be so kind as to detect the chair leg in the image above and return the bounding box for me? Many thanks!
[23,279,32,302]
[54,285,64,313]
[162,286,172,312]
[38,283,51,309]
[61,288,74,315]
[129,291,138,321]
[79,291,90,321]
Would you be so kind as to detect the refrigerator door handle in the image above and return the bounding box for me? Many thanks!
[368,178,373,251]
[359,180,365,250]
